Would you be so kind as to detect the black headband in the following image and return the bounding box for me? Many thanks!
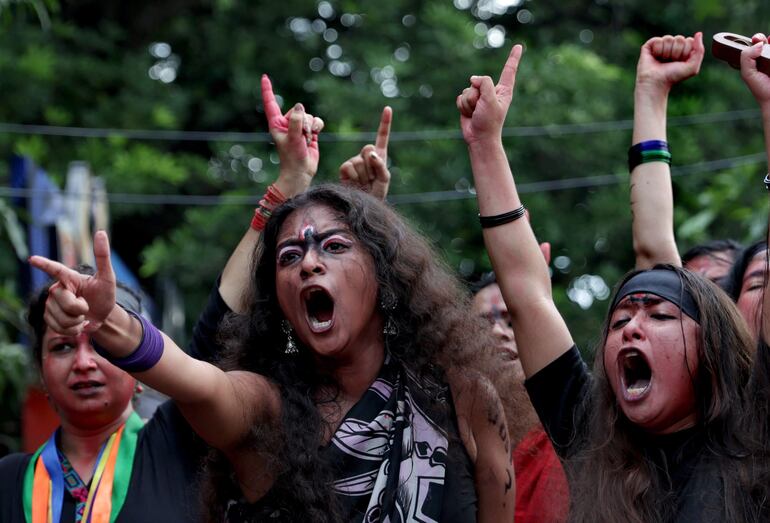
[610,269,700,323]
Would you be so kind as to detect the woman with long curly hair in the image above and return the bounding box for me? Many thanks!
[457,42,764,521]
[30,187,514,520]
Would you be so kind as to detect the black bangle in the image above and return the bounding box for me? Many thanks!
[764,173,770,191]
[478,205,526,228]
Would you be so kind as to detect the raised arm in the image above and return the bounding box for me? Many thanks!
[220,75,324,312]
[339,106,393,200]
[740,33,770,344]
[29,232,280,456]
[458,45,572,377]
[631,33,704,269]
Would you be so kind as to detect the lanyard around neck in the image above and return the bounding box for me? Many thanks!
[22,412,143,523]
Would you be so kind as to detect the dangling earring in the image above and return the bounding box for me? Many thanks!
[380,291,398,337]
[282,320,298,354]
[383,316,398,337]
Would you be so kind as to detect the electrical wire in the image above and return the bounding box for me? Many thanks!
[0,108,761,142]
[1,152,765,206]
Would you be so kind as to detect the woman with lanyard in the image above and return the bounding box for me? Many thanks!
[0,271,208,523]
[0,76,333,523]
[26,78,515,521]
[458,43,763,520]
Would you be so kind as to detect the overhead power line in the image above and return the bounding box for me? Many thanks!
[0,109,761,143]
[1,152,765,206]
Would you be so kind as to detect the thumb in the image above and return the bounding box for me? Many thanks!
[741,41,764,72]
[93,231,115,285]
[480,76,497,100]
[539,242,551,266]
[367,151,391,200]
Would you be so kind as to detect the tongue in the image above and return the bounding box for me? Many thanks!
[314,307,333,322]
[627,377,650,394]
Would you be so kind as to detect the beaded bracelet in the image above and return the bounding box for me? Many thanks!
[628,140,671,172]
[93,310,164,372]
[479,205,526,229]
[251,184,288,231]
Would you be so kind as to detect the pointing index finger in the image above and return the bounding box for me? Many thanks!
[375,106,392,156]
[498,44,523,90]
[29,255,70,281]
[261,74,282,125]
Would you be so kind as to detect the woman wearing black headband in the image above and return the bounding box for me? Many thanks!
[458,44,761,521]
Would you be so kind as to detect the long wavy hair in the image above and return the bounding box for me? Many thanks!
[568,265,760,523]
[201,185,503,522]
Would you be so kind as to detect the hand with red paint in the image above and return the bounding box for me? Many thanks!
[339,107,393,200]
[457,44,523,146]
[741,33,770,108]
[29,231,117,336]
[261,75,324,197]
[636,33,704,94]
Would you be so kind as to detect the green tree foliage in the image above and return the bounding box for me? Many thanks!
[1,0,770,448]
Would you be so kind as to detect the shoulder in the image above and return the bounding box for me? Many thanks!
[0,452,32,518]
[0,452,32,480]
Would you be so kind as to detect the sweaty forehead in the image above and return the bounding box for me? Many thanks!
[277,205,350,243]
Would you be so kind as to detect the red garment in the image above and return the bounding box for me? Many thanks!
[512,426,569,523]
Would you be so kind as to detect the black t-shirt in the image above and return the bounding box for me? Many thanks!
[0,401,206,523]
[0,280,233,523]
[525,346,726,522]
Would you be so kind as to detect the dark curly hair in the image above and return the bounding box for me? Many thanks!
[201,185,503,522]
[567,265,761,522]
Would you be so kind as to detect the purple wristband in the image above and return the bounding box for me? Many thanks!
[93,310,164,372]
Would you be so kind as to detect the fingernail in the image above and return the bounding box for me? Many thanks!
[370,151,380,160]
[295,103,304,111]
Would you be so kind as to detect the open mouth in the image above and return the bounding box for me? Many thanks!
[619,349,652,401]
[70,380,104,392]
[304,287,335,333]
[497,346,518,362]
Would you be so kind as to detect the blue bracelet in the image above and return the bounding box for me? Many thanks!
[93,310,164,372]
[628,140,671,172]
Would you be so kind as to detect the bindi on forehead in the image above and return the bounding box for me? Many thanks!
[299,224,315,242]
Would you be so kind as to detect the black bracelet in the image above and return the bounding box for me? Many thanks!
[764,173,770,191]
[478,205,526,228]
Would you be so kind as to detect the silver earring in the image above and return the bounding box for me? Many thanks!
[380,291,398,337]
[383,316,398,337]
[282,320,298,354]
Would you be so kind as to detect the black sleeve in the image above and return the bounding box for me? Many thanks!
[524,346,592,459]
[0,452,32,523]
[186,275,233,362]
[116,401,207,523]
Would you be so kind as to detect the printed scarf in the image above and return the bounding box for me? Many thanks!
[327,357,450,522]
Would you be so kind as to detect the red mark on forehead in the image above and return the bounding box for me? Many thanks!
[625,293,661,305]
[299,224,315,241]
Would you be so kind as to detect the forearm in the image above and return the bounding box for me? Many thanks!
[760,105,770,344]
[630,85,681,269]
[468,140,551,302]
[94,307,273,448]
[219,171,311,312]
[469,139,573,376]
[93,306,227,405]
